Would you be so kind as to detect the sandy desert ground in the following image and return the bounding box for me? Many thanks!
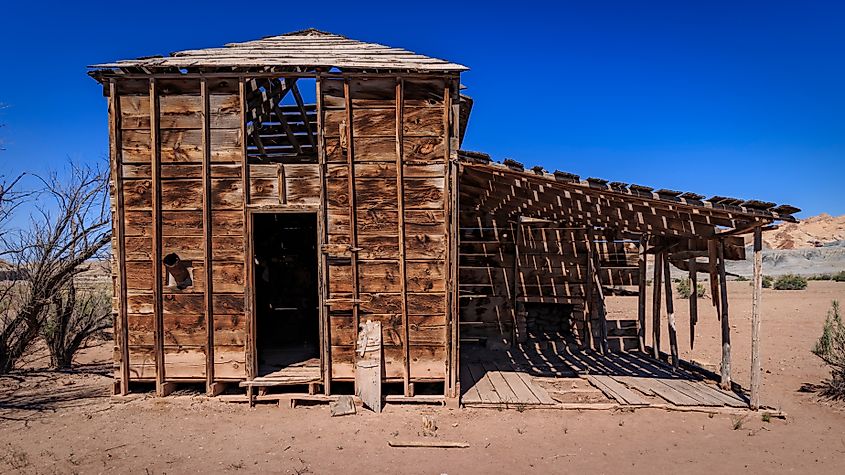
[1,281,844,474]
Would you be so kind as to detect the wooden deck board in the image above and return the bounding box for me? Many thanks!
[490,360,542,405]
[480,360,519,404]
[588,375,650,405]
[460,361,484,403]
[467,363,500,404]
[460,347,749,409]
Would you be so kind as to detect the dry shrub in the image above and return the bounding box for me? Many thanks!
[42,281,112,369]
[676,278,706,299]
[812,301,845,399]
[773,274,807,291]
[0,163,110,372]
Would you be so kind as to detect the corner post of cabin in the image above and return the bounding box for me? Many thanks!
[108,78,131,396]
[717,238,732,390]
[636,234,647,353]
[651,249,663,359]
[750,224,764,409]
[446,76,461,400]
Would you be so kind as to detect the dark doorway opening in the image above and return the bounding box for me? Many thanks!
[253,213,319,376]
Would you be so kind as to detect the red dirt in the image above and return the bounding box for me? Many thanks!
[1,282,844,474]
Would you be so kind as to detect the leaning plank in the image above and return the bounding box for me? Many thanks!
[587,375,650,405]
[388,440,469,449]
[356,320,383,413]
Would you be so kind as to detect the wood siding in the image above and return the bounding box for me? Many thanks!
[110,75,458,394]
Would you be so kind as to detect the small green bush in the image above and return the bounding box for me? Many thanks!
[833,271,845,283]
[735,275,749,282]
[762,275,774,289]
[773,274,808,290]
[676,278,706,299]
[809,274,832,281]
[812,301,845,399]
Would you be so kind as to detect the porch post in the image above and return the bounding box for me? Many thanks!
[750,226,763,409]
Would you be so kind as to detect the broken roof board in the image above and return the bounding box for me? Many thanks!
[89,29,468,74]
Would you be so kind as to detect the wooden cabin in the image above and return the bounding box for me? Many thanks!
[91,29,799,409]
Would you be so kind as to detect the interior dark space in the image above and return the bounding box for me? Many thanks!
[253,213,319,375]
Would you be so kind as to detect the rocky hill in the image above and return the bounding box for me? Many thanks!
[752,213,845,250]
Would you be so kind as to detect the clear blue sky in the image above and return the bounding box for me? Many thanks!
[1,1,843,218]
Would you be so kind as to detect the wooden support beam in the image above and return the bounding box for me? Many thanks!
[315,74,331,396]
[689,259,698,349]
[717,239,732,390]
[149,79,166,396]
[108,79,131,396]
[707,240,720,319]
[588,233,609,354]
[344,78,361,393]
[266,80,302,156]
[663,256,679,370]
[512,220,524,344]
[288,78,316,148]
[447,78,460,398]
[583,234,594,349]
[395,78,411,396]
[750,225,763,409]
[652,251,663,359]
[637,235,647,353]
[201,78,215,393]
[239,77,256,379]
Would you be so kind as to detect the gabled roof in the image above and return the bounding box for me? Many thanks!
[89,29,468,75]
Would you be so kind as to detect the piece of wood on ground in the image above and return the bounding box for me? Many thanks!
[388,440,470,449]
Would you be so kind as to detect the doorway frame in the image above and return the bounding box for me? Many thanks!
[246,206,324,383]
